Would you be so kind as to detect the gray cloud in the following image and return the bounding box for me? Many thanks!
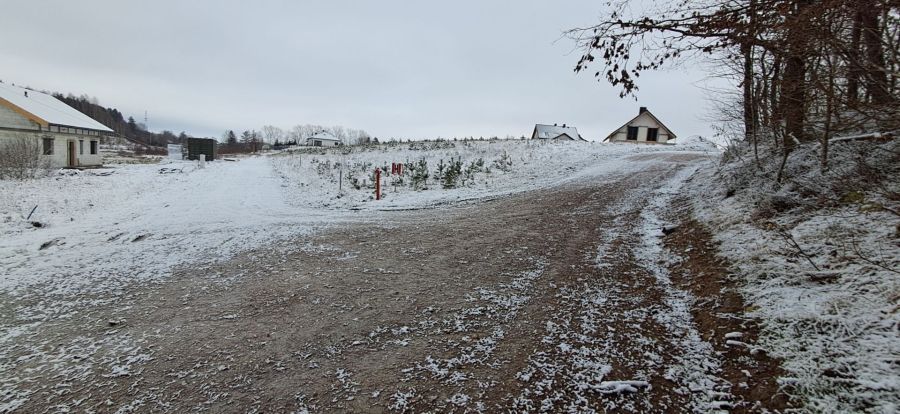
[1,1,720,141]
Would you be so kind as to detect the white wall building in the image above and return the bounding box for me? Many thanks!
[0,83,114,167]
[306,131,342,147]
[531,124,584,141]
[604,107,676,144]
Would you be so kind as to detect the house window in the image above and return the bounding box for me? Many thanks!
[313,140,322,147]
[42,138,54,155]
[79,140,84,155]
[626,126,639,140]
[647,128,659,142]
[90,140,98,154]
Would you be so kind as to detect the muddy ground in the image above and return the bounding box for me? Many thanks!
[2,153,789,413]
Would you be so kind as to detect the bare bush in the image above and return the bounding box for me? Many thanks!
[0,135,51,180]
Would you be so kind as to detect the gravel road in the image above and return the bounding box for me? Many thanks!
[2,153,786,413]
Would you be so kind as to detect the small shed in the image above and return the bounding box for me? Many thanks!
[531,124,584,141]
[604,107,676,144]
[186,138,217,161]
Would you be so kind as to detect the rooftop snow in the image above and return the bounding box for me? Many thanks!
[533,124,580,140]
[0,83,113,132]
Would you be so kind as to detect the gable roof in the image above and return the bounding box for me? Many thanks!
[307,130,341,141]
[603,109,676,141]
[533,124,583,140]
[0,83,113,132]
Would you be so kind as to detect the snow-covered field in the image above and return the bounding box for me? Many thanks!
[0,140,714,317]
[0,157,334,296]
[271,139,719,210]
[687,139,900,412]
[1,140,716,289]
[0,140,718,298]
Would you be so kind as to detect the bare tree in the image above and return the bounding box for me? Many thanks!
[260,125,284,144]
[288,125,304,143]
[329,126,348,144]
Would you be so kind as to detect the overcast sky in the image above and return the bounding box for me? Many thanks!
[1,1,721,141]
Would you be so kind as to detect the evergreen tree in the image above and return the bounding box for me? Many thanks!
[224,130,237,145]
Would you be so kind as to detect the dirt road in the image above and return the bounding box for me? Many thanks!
[1,153,786,413]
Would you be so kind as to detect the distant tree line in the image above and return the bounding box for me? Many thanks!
[219,124,373,153]
[43,88,388,154]
[50,93,380,153]
[52,93,197,148]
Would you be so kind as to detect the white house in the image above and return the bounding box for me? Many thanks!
[306,131,342,147]
[604,107,676,144]
[531,124,584,141]
[0,83,114,167]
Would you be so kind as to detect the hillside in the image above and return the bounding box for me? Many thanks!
[685,137,900,412]
[52,93,198,147]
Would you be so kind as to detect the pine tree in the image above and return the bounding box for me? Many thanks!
[224,130,237,145]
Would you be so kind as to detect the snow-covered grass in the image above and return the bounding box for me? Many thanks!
[0,140,715,293]
[688,139,900,412]
[271,139,718,210]
[0,157,335,296]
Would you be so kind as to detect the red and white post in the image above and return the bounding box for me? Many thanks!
[375,168,382,200]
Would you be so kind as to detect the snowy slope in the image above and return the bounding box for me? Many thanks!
[272,139,718,210]
[686,139,900,412]
[0,157,336,296]
[1,141,716,294]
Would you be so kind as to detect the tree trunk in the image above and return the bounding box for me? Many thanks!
[846,7,863,106]
[743,0,760,165]
[860,3,892,105]
[780,0,812,154]
[782,52,807,151]
[744,42,760,165]
[770,54,782,151]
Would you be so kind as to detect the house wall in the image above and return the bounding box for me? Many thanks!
[306,138,341,146]
[0,103,41,130]
[0,105,103,167]
[0,129,103,167]
[609,113,672,144]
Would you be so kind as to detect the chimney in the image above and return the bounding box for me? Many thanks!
[639,106,647,114]
[24,91,28,98]
[562,123,566,128]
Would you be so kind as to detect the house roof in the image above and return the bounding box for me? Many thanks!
[533,124,583,140]
[307,131,341,141]
[604,109,676,142]
[0,83,113,132]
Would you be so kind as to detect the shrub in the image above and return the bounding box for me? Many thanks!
[435,158,446,183]
[442,157,463,189]
[491,151,513,172]
[409,159,429,190]
[462,158,485,186]
[0,135,51,180]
